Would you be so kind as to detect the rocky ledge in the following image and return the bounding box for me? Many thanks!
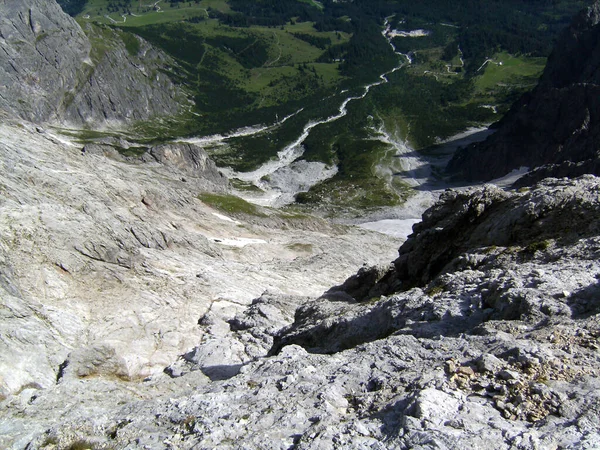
[3,175,599,449]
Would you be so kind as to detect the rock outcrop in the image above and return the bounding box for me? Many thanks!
[3,175,599,449]
[446,1,600,183]
[148,143,227,182]
[0,0,185,126]
[272,176,600,354]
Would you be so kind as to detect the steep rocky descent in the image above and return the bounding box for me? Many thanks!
[6,176,599,449]
[0,117,400,407]
[0,0,185,127]
[446,1,600,184]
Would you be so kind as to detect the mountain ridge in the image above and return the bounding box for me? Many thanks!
[0,0,186,127]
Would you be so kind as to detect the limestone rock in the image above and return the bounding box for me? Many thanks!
[0,118,401,448]
[394,176,600,288]
[63,24,185,127]
[1,3,600,447]
[2,141,599,448]
[0,0,185,126]
[149,143,228,183]
[476,354,505,373]
[58,344,130,381]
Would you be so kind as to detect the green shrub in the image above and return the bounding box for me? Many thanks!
[120,31,140,56]
[426,286,445,297]
[524,240,550,254]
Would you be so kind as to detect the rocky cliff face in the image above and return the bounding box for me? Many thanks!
[273,176,600,353]
[446,1,600,183]
[0,0,185,127]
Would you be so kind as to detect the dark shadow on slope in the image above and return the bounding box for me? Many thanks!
[364,396,413,442]
[200,364,244,381]
[321,264,400,304]
[568,280,600,318]
[269,293,488,356]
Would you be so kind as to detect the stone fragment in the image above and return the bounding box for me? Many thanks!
[457,366,475,377]
[498,370,521,382]
[477,354,505,373]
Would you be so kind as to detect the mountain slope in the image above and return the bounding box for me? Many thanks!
[5,169,599,449]
[1,1,600,449]
[0,0,185,127]
[446,1,600,183]
[0,116,399,405]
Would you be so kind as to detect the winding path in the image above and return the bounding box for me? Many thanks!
[264,32,282,67]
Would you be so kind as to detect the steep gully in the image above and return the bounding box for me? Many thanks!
[185,19,491,236]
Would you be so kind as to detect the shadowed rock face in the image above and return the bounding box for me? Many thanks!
[446,1,600,183]
[393,176,600,287]
[0,0,184,126]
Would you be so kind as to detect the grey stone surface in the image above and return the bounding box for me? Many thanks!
[0,119,401,449]
[272,176,600,354]
[0,0,185,126]
[149,143,229,184]
[394,177,600,287]
[2,160,599,449]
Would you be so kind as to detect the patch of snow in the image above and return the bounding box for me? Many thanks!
[490,166,530,188]
[480,105,498,114]
[211,212,240,224]
[359,218,421,239]
[436,126,491,145]
[208,237,267,247]
[46,133,77,148]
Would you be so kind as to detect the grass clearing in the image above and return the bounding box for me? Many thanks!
[284,22,351,43]
[297,0,323,10]
[230,178,264,192]
[295,176,405,211]
[475,52,546,93]
[116,16,346,141]
[286,243,314,253]
[198,192,267,217]
[78,0,230,26]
